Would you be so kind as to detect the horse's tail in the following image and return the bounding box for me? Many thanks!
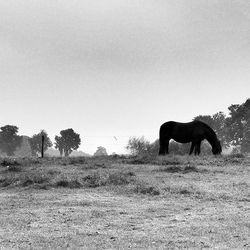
[159,122,175,155]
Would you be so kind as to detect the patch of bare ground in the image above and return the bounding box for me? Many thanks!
[0,156,249,249]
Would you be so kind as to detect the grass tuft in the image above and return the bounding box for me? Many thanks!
[158,164,206,174]
[1,158,21,167]
[134,182,160,195]
[107,171,135,185]
[55,178,82,188]
[0,177,18,187]
[21,174,50,187]
[82,171,107,188]
[82,170,136,188]
[5,165,22,172]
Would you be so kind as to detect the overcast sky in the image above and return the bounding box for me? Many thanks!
[0,0,250,154]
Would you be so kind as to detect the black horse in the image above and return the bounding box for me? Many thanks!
[159,121,222,155]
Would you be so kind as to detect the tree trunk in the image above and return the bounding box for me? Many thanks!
[41,135,45,158]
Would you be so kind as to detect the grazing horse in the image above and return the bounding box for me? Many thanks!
[159,121,222,155]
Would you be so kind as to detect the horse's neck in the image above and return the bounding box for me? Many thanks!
[205,131,217,147]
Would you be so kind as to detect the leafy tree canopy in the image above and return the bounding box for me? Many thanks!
[194,98,250,153]
[55,128,81,156]
[29,130,52,156]
[226,98,250,146]
[0,125,22,156]
[194,112,229,148]
[93,146,108,157]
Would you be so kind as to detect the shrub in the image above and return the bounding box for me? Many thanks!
[126,137,159,158]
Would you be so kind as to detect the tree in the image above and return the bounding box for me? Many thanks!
[193,115,214,128]
[29,130,52,157]
[14,136,32,157]
[126,136,152,156]
[54,135,64,156]
[212,112,229,148]
[126,137,160,157]
[0,125,22,156]
[226,98,250,149]
[55,128,81,157]
[93,146,108,156]
[194,112,229,148]
[241,109,250,153]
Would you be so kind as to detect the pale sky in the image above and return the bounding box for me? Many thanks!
[0,0,250,154]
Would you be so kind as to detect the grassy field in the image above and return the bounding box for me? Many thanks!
[0,155,249,249]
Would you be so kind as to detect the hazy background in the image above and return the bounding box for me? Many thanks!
[0,0,250,154]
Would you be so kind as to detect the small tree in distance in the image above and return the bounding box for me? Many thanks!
[55,128,81,157]
[126,137,152,156]
[126,137,159,157]
[54,135,64,156]
[93,146,108,156]
[0,125,22,156]
[29,130,52,157]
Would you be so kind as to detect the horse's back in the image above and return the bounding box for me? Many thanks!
[159,121,177,134]
[159,121,199,143]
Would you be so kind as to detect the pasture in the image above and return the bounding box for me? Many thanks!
[0,155,249,249]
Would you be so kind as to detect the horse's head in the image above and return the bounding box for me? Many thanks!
[212,139,222,155]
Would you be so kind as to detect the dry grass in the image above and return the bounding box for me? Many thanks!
[0,155,249,249]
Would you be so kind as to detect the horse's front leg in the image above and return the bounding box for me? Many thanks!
[194,141,201,155]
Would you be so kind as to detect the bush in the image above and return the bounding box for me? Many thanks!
[126,137,156,157]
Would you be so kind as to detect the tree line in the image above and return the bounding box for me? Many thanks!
[193,98,250,153]
[0,127,81,157]
[0,98,249,157]
[127,98,250,155]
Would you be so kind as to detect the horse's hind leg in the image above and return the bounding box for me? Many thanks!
[194,141,201,155]
[159,139,169,155]
[165,140,169,154]
[189,142,195,155]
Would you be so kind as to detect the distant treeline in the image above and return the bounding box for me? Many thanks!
[0,127,81,157]
[0,98,249,157]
